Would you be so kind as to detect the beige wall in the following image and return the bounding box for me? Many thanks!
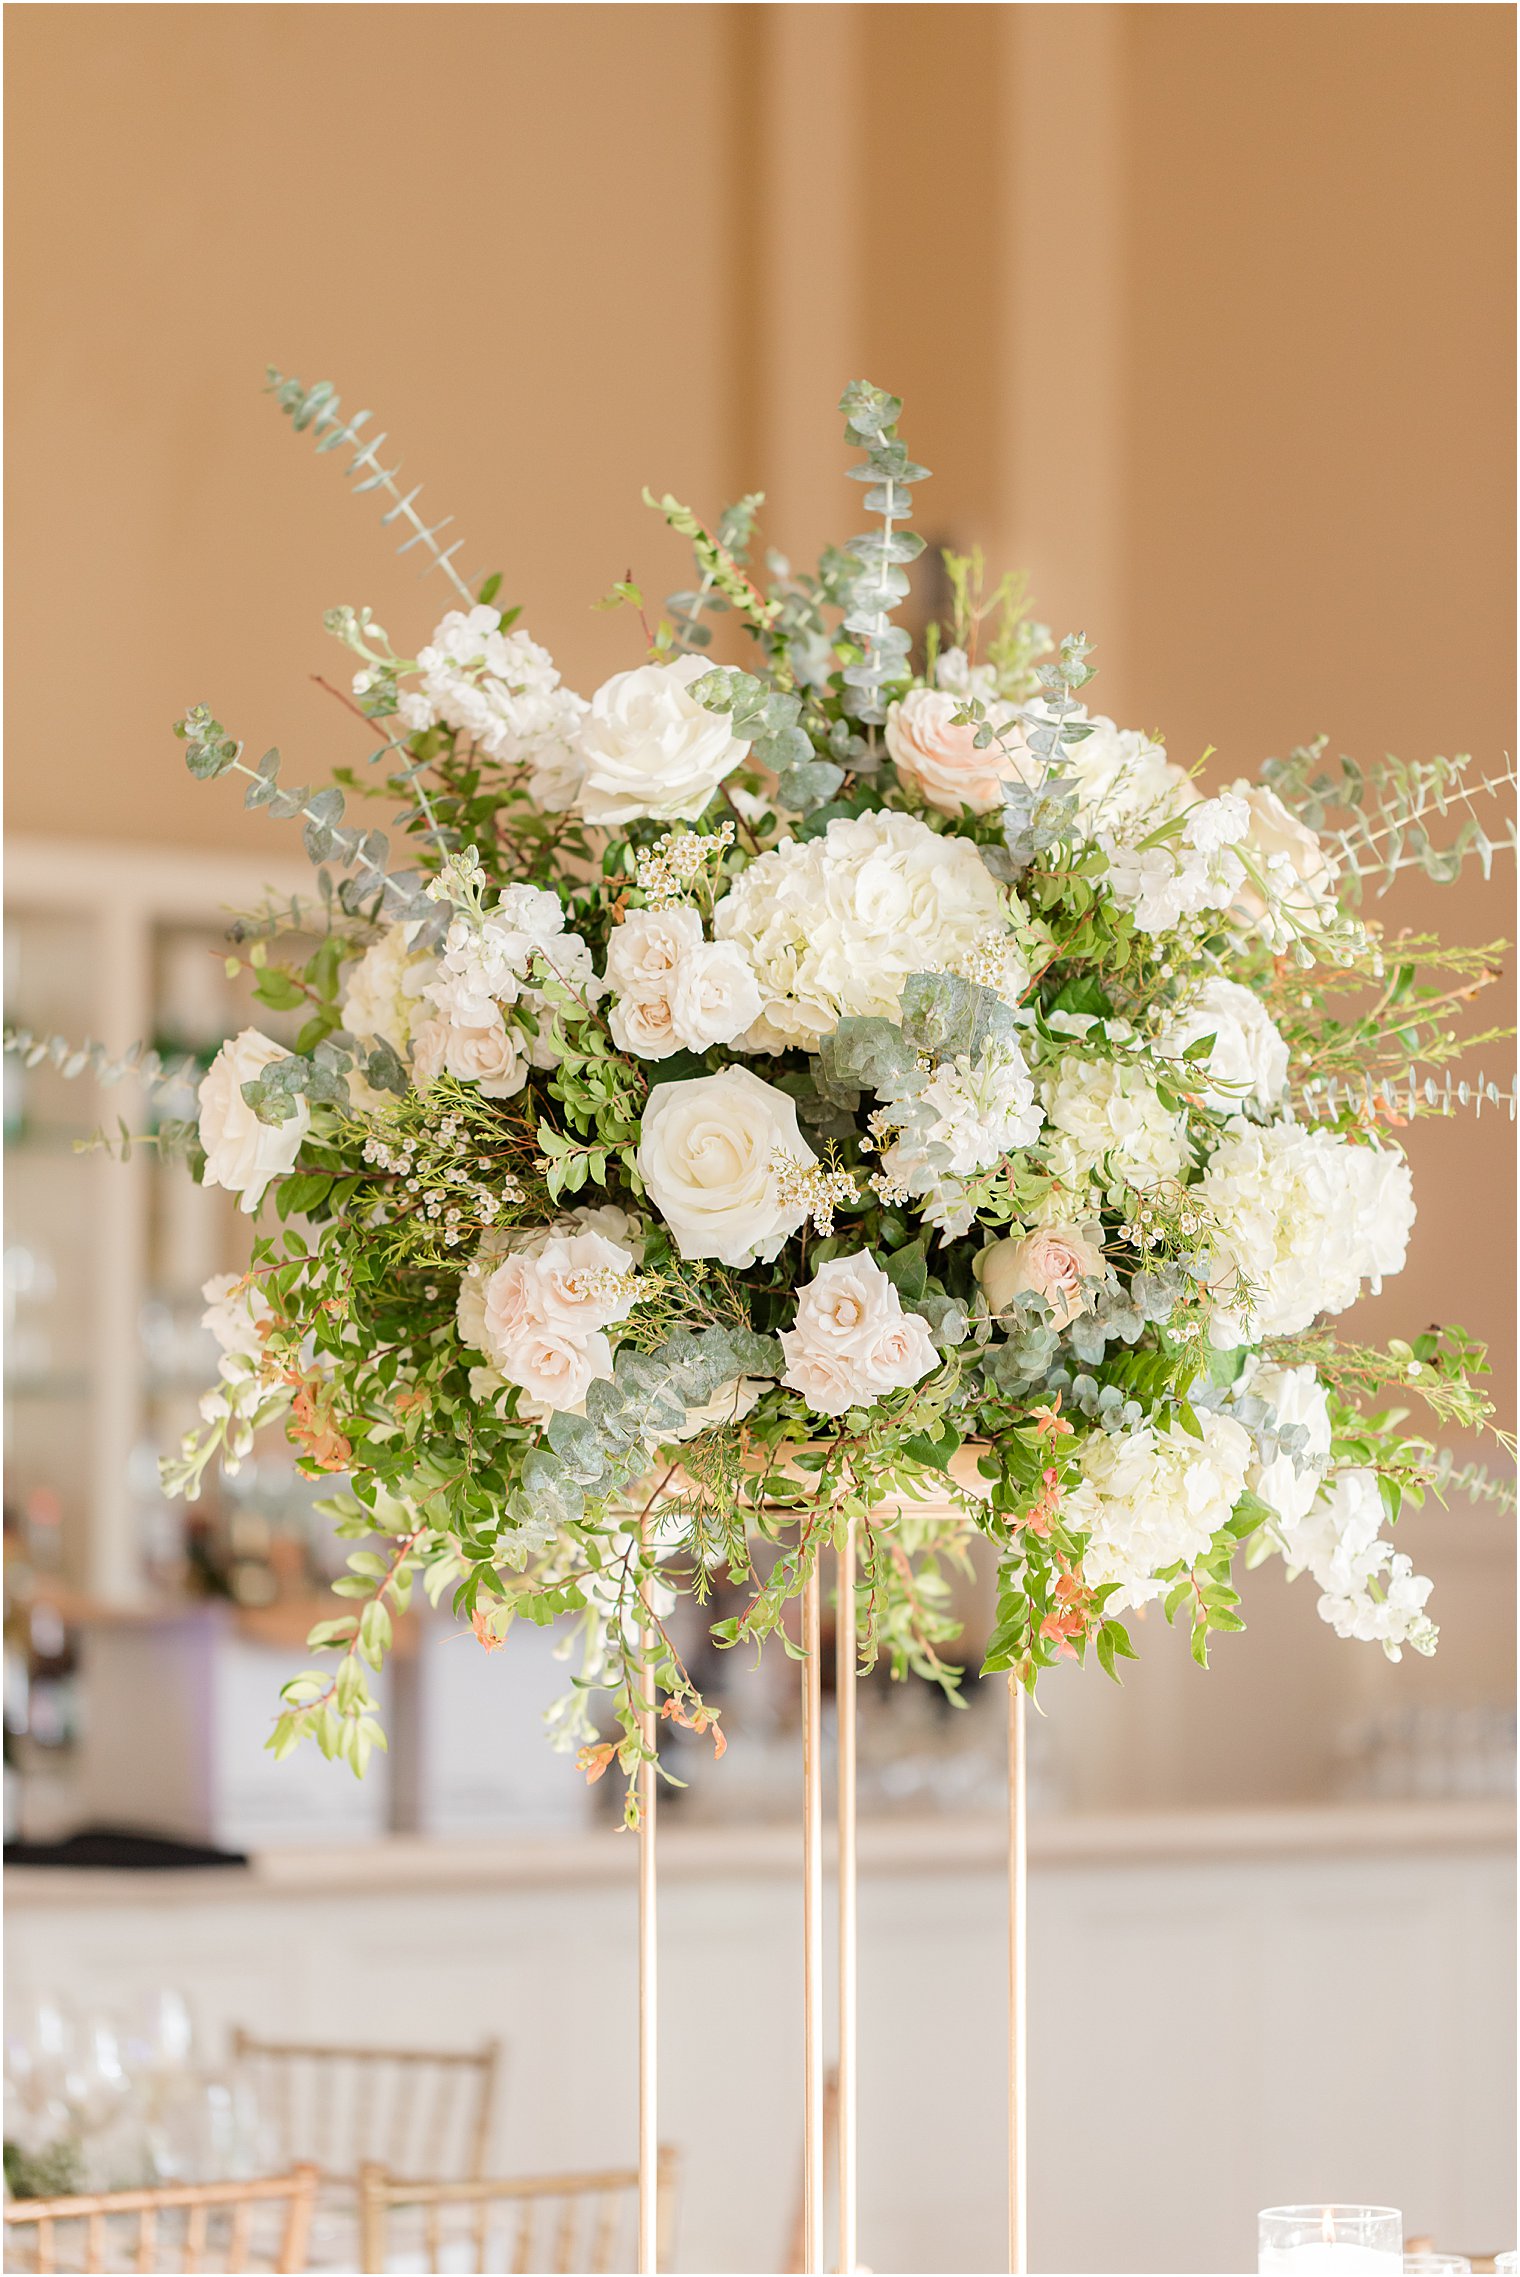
[6,3,1513,1416]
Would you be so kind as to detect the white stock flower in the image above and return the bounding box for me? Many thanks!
[932,646,1002,705]
[712,809,1015,1052]
[637,1066,816,1266]
[885,686,1035,816]
[1101,795,1249,936]
[198,1030,310,1213]
[200,1272,271,1375]
[577,655,750,826]
[1063,1411,1254,1612]
[1198,1121,1415,1341]
[1243,1362,1333,1537]
[1040,1056,1188,1194]
[779,1251,938,1416]
[429,887,574,1023]
[1284,1468,1438,1661]
[1156,977,1290,1114]
[400,606,588,802]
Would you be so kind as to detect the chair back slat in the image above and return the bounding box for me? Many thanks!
[1,2166,317,2277]
[357,2153,677,2275]
[229,2031,500,2184]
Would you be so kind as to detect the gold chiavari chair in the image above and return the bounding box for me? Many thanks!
[1,2164,318,2276]
[356,2148,678,2276]
[229,2030,501,2185]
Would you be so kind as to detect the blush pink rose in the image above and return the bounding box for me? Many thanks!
[884,688,1036,816]
[976,1226,1106,1328]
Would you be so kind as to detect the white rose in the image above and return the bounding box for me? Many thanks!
[976,1225,1106,1327]
[605,908,705,1003]
[198,1029,310,1213]
[456,1228,520,1352]
[637,1066,815,1266]
[779,1250,938,1416]
[525,1230,639,1333]
[411,1012,527,1100]
[577,656,751,826]
[885,687,1035,816]
[1156,978,1290,1114]
[609,992,681,1059]
[667,941,762,1051]
[494,1324,614,1414]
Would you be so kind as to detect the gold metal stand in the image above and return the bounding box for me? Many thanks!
[800,1565,825,2275]
[835,1516,858,2277]
[637,1538,658,2275]
[1007,1676,1028,2276]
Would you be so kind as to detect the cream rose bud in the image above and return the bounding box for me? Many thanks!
[576,656,751,826]
[884,686,1034,816]
[637,1066,816,1266]
[495,1323,615,1414]
[976,1225,1106,1328]
[1230,780,1338,925]
[668,942,762,1052]
[410,1012,527,1100]
[198,1029,310,1213]
[609,993,681,1059]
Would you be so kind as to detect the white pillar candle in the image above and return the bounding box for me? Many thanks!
[1259,2206,1402,2275]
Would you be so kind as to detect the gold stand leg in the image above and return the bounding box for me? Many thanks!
[638,1541,658,2275]
[1007,1676,1028,2276]
[801,1565,825,2275]
[836,1517,858,2277]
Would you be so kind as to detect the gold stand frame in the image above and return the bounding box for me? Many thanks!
[634,1505,1029,2277]
[637,1531,658,2276]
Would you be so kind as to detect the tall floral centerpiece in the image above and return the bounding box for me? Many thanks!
[18,376,1512,1817]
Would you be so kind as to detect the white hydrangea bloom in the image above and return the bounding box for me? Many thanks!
[1198,1121,1415,1342]
[340,923,438,1057]
[712,810,1019,1052]
[1039,1055,1189,1194]
[399,605,588,807]
[1101,794,1250,936]
[1062,1411,1254,1612]
[1156,977,1290,1114]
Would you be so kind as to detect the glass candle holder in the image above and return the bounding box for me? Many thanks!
[1259,2207,1402,2274]
[1492,2255,1518,2275]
